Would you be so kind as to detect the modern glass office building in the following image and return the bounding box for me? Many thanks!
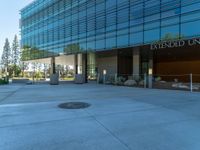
[20,0,200,83]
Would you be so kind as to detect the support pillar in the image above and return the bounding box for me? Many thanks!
[74,54,78,75]
[50,57,56,74]
[50,56,59,85]
[81,53,87,83]
[75,53,87,83]
[133,47,140,80]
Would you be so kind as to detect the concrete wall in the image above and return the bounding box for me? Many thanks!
[133,48,140,75]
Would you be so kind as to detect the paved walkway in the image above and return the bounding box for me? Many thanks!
[0,83,200,150]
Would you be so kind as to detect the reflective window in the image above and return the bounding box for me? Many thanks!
[161,25,179,39]
[117,35,129,47]
[144,29,160,43]
[106,37,116,49]
[20,0,200,60]
[181,20,200,37]
[130,32,143,45]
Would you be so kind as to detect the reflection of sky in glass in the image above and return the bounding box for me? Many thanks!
[20,0,200,60]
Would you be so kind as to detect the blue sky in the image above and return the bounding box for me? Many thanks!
[0,0,33,57]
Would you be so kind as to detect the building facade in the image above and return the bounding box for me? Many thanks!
[20,0,200,83]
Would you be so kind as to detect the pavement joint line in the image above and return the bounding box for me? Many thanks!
[84,109,132,150]
[0,99,82,107]
[0,115,94,129]
[0,91,16,93]
[0,96,95,105]
[90,107,161,117]
[0,85,26,103]
[0,106,160,119]
[0,95,140,105]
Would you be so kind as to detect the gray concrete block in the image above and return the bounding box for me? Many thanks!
[50,73,59,85]
[75,74,85,84]
[12,79,29,84]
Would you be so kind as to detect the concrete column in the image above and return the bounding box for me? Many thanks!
[74,54,78,75]
[81,53,87,83]
[50,56,59,85]
[87,52,96,80]
[75,53,87,83]
[50,57,56,74]
[77,54,82,74]
[133,47,140,80]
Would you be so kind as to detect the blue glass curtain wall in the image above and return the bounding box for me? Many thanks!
[20,0,200,60]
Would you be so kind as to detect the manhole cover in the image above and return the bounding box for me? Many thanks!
[58,102,91,109]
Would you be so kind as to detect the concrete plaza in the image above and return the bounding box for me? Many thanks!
[0,83,200,150]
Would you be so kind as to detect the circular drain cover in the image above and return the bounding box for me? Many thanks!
[58,102,91,109]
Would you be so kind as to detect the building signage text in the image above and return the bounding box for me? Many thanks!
[151,38,200,50]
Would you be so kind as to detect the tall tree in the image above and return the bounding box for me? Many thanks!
[1,38,11,73]
[12,35,20,66]
[11,35,20,76]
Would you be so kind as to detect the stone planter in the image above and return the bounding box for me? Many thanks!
[50,73,59,85]
[12,78,29,84]
[75,74,86,84]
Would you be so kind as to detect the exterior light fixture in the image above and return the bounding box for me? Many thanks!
[148,68,153,75]
[103,70,107,75]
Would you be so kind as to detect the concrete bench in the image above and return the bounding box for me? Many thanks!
[12,79,30,84]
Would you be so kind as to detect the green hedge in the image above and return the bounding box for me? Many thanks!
[0,77,9,85]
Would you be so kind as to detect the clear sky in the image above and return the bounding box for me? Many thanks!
[0,0,33,57]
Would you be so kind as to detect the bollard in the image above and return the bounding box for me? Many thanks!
[103,70,107,84]
[148,75,152,88]
[97,73,100,84]
[148,68,153,88]
[103,74,106,84]
[190,73,193,93]
[144,73,147,88]
[115,73,118,84]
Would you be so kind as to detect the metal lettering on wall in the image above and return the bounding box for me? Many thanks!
[151,38,200,50]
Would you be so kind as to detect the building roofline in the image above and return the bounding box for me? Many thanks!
[20,0,36,13]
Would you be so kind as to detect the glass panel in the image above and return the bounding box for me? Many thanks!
[106,37,116,49]
[130,32,143,45]
[144,29,160,43]
[161,25,179,40]
[181,20,200,37]
[117,35,129,47]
